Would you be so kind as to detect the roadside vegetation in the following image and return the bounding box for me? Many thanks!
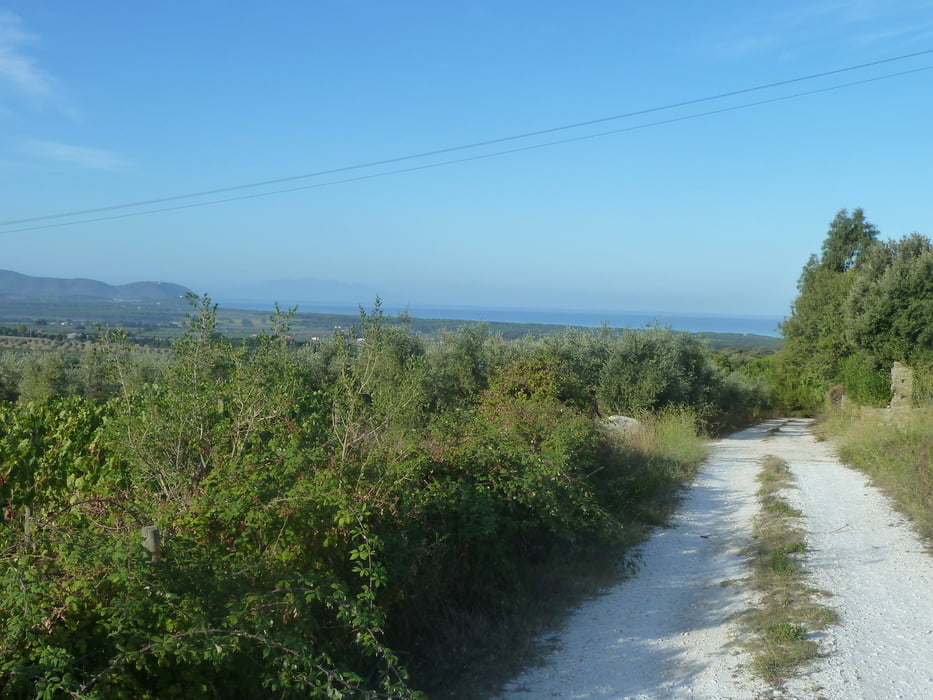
[0,294,768,698]
[822,407,933,543]
[751,208,933,414]
[429,407,709,699]
[758,207,933,548]
[743,453,838,686]
[7,204,933,696]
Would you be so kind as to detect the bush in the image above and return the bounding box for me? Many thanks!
[426,324,492,410]
[0,351,23,402]
[744,352,823,416]
[837,351,891,406]
[0,298,771,697]
[0,300,417,699]
[597,327,719,415]
[17,351,79,403]
[912,363,933,406]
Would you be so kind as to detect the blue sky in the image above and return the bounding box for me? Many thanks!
[2,1,933,317]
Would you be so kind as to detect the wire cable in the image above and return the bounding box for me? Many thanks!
[3,53,932,233]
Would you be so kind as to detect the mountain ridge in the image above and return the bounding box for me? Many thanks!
[0,270,191,301]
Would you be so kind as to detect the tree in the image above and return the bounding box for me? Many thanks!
[597,327,719,414]
[846,232,933,365]
[542,326,614,413]
[17,351,76,403]
[426,324,491,410]
[0,351,22,402]
[779,209,880,406]
[820,207,879,273]
[329,301,428,463]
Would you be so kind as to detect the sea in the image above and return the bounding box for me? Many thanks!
[218,299,783,338]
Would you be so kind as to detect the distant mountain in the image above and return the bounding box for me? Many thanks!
[0,270,191,301]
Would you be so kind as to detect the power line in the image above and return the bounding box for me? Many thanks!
[4,65,930,235]
[6,64,931,235]
[3,51,932,234]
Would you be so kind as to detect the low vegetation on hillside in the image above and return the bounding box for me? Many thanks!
[0,294,770,698]
[4,206,932,697]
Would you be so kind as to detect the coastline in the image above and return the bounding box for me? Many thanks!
[217,299,784,338]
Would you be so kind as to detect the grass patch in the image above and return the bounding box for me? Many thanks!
[764,499,803,517]
[620,406,710,470]
[742,455,838,688]
[823,406,933,543]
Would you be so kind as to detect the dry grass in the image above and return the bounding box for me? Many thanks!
[824,406,933,543]
[618,406,710,470]
[743,455,838,687]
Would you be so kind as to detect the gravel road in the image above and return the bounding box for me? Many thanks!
[492,418,933,699]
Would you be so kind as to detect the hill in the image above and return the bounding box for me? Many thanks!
[0,270,190,301]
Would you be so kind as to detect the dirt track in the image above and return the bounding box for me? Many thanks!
[493,419,933,699]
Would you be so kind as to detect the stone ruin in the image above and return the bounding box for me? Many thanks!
[889,361,914,410]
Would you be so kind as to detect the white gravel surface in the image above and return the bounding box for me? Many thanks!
[492,418,933,699]
[779,419,933,700]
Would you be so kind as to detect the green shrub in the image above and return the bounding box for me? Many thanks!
[0,350,23,402]
[1,296,767,697]
[744,352,823,415]
[597,327,719,415]
[912,363,933,406]
[837,351,891,406]
[711,370,772,431]
[426,324,492,410]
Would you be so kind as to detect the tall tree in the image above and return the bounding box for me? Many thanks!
[846,232,933,365]
[820,207,880,273]
[779,209,880,406]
